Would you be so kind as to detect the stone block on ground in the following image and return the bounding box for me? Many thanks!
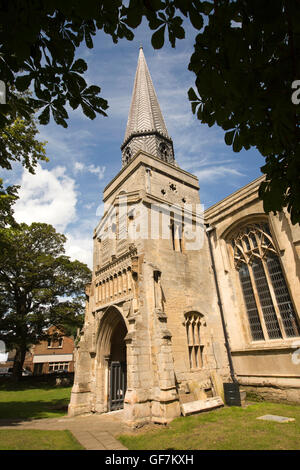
[181,396,224,417]
[257,415,295,423]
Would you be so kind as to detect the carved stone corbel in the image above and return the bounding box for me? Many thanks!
[161,328,172,340]
[155,308,167,322]
[124,331,135,344]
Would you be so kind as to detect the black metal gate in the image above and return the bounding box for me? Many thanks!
[109,361,127,411]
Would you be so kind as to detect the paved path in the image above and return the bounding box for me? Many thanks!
[0,410,129,450]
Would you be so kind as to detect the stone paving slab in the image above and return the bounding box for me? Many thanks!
[257,414,295,423]
[0,410,128,450]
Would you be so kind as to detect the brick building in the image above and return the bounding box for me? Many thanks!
[32,327,75,375]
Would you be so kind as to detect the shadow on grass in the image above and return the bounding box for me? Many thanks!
[0,382,58,392]
[0,399,69,424]
[0,374,74,391]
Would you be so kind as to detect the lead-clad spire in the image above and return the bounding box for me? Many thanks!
[121,47,174,167]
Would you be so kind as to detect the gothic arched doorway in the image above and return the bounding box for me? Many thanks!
[109,317,127,411]
[95,306,128,413]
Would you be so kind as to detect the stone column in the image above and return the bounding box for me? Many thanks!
[68,333,93,416]
[106,279,110,302]
[102,282,105,304]
[122,269,127,294]
[98,283,102,304]
[151,267,181,424]
[127,268,132,293]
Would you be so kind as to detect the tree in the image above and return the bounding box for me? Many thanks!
[0,98,48,175]
[187,0,300,225]
[0,90,48,232]
[0,222,91,379]
[0,179,18,229]
[0,1,299,222]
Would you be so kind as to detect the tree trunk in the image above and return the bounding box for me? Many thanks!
[12,346,26,381]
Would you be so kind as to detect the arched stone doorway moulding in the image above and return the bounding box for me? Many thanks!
[94,305,128,413]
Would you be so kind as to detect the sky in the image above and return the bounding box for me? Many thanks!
[2,20,265,269]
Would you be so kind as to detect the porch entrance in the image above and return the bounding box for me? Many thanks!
[108,316,127,411]
[109,361,127,411]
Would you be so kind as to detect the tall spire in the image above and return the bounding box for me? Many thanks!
[121,47,174,167]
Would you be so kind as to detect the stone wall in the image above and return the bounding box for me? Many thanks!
[205,176,300,405]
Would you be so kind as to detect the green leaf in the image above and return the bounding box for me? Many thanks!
[225,130,235,146]
[189,7,204,30]
[197,106,203,120]
[200,1,214,15]
[126,8,143,29]
[15,75,32,92]
[233,132,243,152]
[191,101,198,114]
[173,24,185,40]
[188,87,199,102]
[81,101,96,120]
[38,106,50,125]
[83,85,101,96]
[71,59,88,73]
[85,32,94,49]
[148,16,164,30]
[151,25,166,49]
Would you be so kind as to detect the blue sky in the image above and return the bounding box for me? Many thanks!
[3,20,265,268]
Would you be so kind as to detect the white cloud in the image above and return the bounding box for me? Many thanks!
[13,163,94,268]
[83,202,96,210]
[195,166,245,182]
[74,161,106,180]
[64,232,93,268]
[74,162,84,172]
[14,164,78,232]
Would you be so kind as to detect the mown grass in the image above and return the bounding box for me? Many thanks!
[0,382,82,450]
[0,381,72,420]
[0,429,84,450]
[118,402,300,450]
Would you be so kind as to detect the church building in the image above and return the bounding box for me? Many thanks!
[68,48,300,426]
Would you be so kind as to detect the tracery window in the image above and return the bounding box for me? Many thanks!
[231,222,300,341]
[124,146,132,164]
[159,142,169,161]
[184,312,204,369]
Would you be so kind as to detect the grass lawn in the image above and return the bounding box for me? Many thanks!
[118,401,300,450]
[0,381,72,420]
[0,429,84,450]
[0,382,83,450]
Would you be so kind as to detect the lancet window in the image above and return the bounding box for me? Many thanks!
[184,312,204,369]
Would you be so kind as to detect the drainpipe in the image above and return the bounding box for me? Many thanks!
[205,223,237,383]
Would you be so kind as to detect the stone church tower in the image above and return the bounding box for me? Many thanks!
[68,48,230,426]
